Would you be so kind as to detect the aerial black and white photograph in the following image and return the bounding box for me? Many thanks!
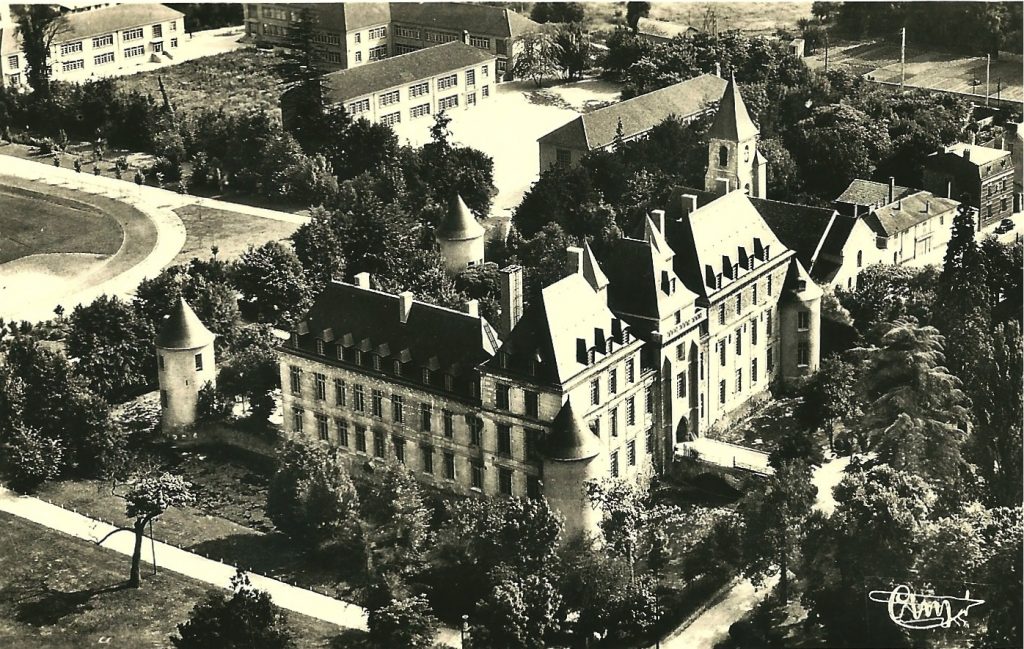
[0,1,1021,647]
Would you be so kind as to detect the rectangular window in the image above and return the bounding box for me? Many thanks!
[646,427,654,453]
[354,32,361,43]
[152,24,163,38]
[170,20,177,32]
[766,309,772,334]
[373,431,386,458]
[469,417,483,446]
[371,389,383,417]
[482,64,489,77]
[443,451,456,480]
[499,467,513,495]
[719,343,726,367]
[421,445,433,474]
[443,409,454,437]
[123,27,144,41]
[337,418,349,446]
[471,462,484,490]
[700,393,705,418]
[290,366,301,394]
[369,45,388,61]
[379,89,400,106]
[380,111,401,126]
[496,384,511,410]
[527,476,541,499]
[798,310,810,331]
[419,402,432,432]
[482,85,490,98]
[160,389,168,407]
[422,368,431,386]
[626,396,636,426]
[525,390,539,417]
[751,319,758,346]
[410,81,429,97]
[719,380,727,404]
[393,437,406,464]
[466,69,476,86]
[626,357,635,383]
[752,282,758,304]
[610,407,619,437]
[798,342,810,367]
[316,413,329,441]
[292,407,304,432]
[6,55,18,69]
[92,34,113,48]
[556,148,571,168]
[348,98,370,115]
[353,384,365,412]
[158,355,165,371]
[645,385,653,413]
[526,428,543,462]
[334,379,346,406]
[736,368,743,393]
[735,294,742,315]
[356,426,367,453]
[608,369,619,395]
[590,378,600,405]
[194,352,204,371]
[736,330,742,355]
[124,45,145,58]
[767,345,775,372]
[315,340,325,356]
[611,451,619,478]
[396,26,420,39]
[391,394,404,423]
[498,423,512,455]
[751,358,758,385]
[411,103,431,119]
[369,26,387,39]
[438,73,458,90]
[467,92,476,106]
[469,35,490,48]
[768,274,773,295]
[628,439,637,466]
[718,304,726,325]
[314,373,326,400]
[355,51,362,63]
[438,94,459,110]
[60,41,83,56]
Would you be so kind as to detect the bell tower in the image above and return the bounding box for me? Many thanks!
[704,75,765,198]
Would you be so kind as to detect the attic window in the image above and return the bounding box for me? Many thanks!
[732,263,739,278]
[336,345,344,361]
[372,354,381,371]
[588,349,596,364]
[716,273,723,289]
[444,374,454,391]
[671,278,677,293]
[763,245,771,260]
[316,340,325,355]
[422,368,432,385]
[393,360,402,376]
[798,280,807,291]
[354,350,363,365]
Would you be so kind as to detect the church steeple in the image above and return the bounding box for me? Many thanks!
[704,74,765,198]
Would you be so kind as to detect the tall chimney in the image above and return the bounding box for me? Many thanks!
[464,299,479,318]
[566,246,584,275]
[499,265,524,334]
[399,291,414,324]
[715,61,721,77]
[888,177,895,204]
[923,200,930,214]
[462,29,470,45]
[354,272,371,288]
[963,147,971,160]
[651,208,666,233]
[946,180,953,199]
[680,193,698,216]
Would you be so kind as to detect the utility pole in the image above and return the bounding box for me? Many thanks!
[824,32,829,73]
[900,27,906,89]
[986,53,991,105]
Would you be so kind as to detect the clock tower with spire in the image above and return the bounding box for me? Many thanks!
[704,74,767,199]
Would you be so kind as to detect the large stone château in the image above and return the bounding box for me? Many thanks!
[277,77,822,536]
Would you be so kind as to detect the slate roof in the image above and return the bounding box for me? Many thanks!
[835,179,913,208]
[290,280,498,378]
[324,41,494,104]
[486,273,629,386]
[707,75,758,142]
[545,399,601,461]
[538,74,727,151]
[663,188,788,301]
[636,17,696,39]
[748,197,836,269]
[61,3,183,41]
[436,194,485,241]
[156,298,215,350]
[863,191,959,237]
[390,2,541,38]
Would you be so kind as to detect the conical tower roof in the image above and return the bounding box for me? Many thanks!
[545,399,601,461]
[436,193,485,241]
[708,74,759,142]
[155,297,215,349]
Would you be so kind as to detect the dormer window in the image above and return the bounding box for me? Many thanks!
[354,350,363,365]
[732,263,739,278]
[422,368,431,385]
[393,360,402,376]
[763,245,771,260]
[671,278,677,293]
[588,349,596,364]
[716,273,723,289]
[372,354,381,371]
[336,345,344,361]
[316,339,325,355]
[444,374,454,391]
[675,311,682,325]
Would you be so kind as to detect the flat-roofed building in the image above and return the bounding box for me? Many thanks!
[924,142,1014,228]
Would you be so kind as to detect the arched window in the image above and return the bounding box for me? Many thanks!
[743,144,750,162]
[856,250,863,268]
[744,183,751,195]
[718,145,728,167]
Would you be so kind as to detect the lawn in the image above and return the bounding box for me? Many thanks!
[0,179,123,265]
[584,2,814,36]
[116,48,289,119]
[171,205,302,265]
[0,512,352,649]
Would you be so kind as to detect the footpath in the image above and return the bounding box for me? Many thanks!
[0,486,461,646]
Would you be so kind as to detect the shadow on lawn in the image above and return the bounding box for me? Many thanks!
[5,578,130,626]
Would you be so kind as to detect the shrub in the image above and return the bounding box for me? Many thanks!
[2,425,65,493]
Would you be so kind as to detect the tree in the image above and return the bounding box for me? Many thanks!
[265,438,362,553]
[738,458,817,604]
[550,24,592,81]
[511,33,557,87]
[233,241,312,327]
[470,569,561,649]
[172,571,295,649]
[291,207,347,293]
[360,464,431,578]
[454,264,501,324]
[626,2,651,31]
[12,4,67,99]
[366,594,438,649]
[124,473,194,588]
[66,295,156,402]
[601,27,653,77]
[2,424,65,493]
[797,354,861,451]
[834,264,939,339]
[215,324,281,423]
[530,2,585,24]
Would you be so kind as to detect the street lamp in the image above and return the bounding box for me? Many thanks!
[461,614,469,649]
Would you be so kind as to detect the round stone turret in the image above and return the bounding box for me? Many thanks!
[435,193,485,274]
[542,399,603,540]
[155,297,216,430]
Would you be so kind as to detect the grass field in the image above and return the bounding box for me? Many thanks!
[116,48,288,119]
[584,1,813,36]
[171,205,302,265]
[0,182,123,265]
[0,512,349,649]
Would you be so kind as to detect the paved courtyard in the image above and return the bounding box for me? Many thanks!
[392,77,622,220]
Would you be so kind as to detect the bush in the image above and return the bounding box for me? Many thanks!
[2,425,65,493]
[36,137,59,155]
[367,594,438,649]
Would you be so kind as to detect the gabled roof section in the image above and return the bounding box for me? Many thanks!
[810,214,858,283]
[156,298,215,350]
[545,399,601,461]
[324,41,495,104]
[581,243,609,292]
[835,178,913,208]
[538,74,727,151]
[437,194,485,241]
[291,281,496,377]
[389,2,541,38]
[663,188,787,301]
[783,258,823,302]
[289,3,391,33]
[603,235,697,326]
[643,214,672,260]
[60,3,183,42]
[863,191,959,237]
[707,75,758,142]
[748,197,836,269]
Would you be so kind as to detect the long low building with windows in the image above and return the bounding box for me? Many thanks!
[283,39,495,128]
[0,3,184,88]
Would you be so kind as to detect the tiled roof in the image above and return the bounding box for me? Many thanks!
[748,197,836,269]
[390,2,541,38]
[545,399,601,461]
[664,188,788,301]
[707,75,758,142]
[436,194,484,241]
[323,41,494,104]
[863,191,959,237]
[61,3,183,42]
[538,74,726,151]
[156,298,215,350]
[636,17,696,39]
[290,280,498,379]
[835,179,913,207]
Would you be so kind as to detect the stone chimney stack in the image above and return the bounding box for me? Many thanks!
[464,299,479,318]
[462,30,470,45]
[651,209,666,233]
[399,291,414,324]
[680,193,698,217]
[946,180,953,199]
[888,177,895,204]
[499,265,524,334]
[566,246,584,275]
[354,272,371,288]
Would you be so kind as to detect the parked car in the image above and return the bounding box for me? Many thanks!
[995,218,1015,235]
